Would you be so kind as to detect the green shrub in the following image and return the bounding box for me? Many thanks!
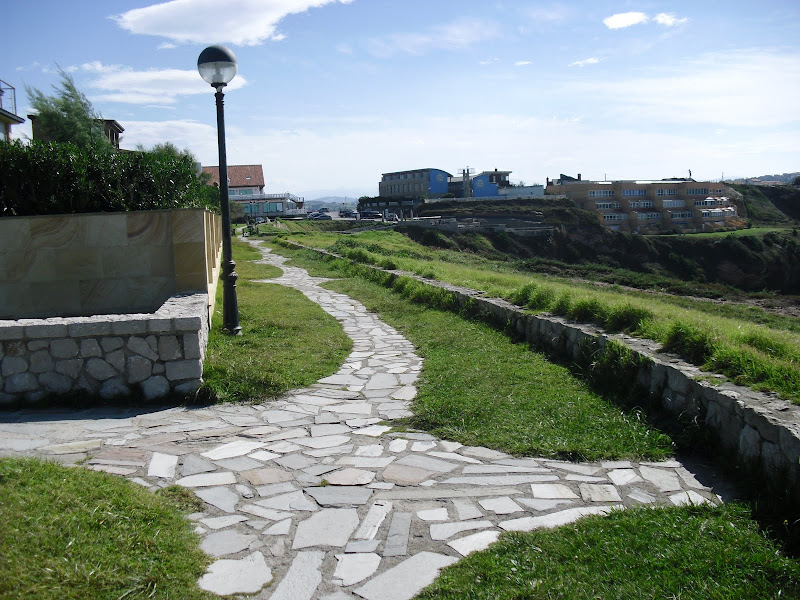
[0,141,218,216]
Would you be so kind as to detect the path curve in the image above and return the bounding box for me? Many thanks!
[0,240,721,600]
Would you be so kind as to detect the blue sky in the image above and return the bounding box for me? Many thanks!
[3,0,799,199]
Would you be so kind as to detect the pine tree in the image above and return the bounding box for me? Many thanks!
[26,68,110,150]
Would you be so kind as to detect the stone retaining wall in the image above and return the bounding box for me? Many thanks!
[288,240,800,503]
[0,292,209,406]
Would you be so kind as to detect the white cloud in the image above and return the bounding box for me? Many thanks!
[564,50,800,128]
[82,63,247,105]
[569,57,600,67]
[113,0,354,46]
[524,5,573,23]
[367,18,500,57]
[336,43,353,54]
[654,13,688,27]
[603,12,649,30]
[515,61,532,67]
[158,42,177,50]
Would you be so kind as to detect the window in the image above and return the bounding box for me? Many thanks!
[657,188,677,196]
[687,188,710,195]
[622,189,647,197]
[603,213,628,222]
[662,199,685,208]
[670,211,693,219]
[588,189,615,198]
[595,202,613,210]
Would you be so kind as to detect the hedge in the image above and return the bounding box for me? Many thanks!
[0,141,219,216]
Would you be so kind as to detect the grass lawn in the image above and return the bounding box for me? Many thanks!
[200,238,352,402]
[266,231,800,403]
[417,504,800,600]
[0,457,215,600]
[324,277,671,460]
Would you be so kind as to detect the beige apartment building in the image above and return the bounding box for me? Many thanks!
[545,174,742,233]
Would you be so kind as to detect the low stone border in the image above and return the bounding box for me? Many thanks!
[0,293,209,406]
[284,239,800,503]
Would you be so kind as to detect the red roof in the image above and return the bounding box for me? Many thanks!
[202,164,265,188]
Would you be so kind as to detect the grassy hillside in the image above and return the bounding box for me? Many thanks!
[728,183,800,224]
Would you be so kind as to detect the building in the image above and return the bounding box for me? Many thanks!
[27,113,124,149]
[546,174,741,233]
[379,168,452,198]
[0,79,25,142]
[202,164,306,218]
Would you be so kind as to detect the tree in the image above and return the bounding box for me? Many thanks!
[26,68,111,150]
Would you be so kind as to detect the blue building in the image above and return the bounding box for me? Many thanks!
[379,168,452,198]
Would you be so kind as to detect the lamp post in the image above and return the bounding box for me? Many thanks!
[198,44,241,335]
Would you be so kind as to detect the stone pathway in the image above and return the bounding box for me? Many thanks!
[0,240,721,600]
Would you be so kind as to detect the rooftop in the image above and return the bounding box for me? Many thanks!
[202,164,265,188]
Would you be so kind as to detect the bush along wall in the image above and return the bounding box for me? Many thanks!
[0,141,219,216]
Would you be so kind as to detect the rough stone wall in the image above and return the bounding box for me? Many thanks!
[290,240,800,503]
[0,292,209,405]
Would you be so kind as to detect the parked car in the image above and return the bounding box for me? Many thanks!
[318,207,330,213]
[339,209,355,218]
[306,212,321,219]
[386,213,399,222]
[309,213,332,220]
[360,210,383,219]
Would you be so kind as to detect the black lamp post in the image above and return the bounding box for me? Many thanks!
[198,44,241,335]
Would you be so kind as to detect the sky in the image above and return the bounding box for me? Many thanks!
[3,0,799,199]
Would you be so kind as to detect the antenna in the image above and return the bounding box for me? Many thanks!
[460,166,475,198]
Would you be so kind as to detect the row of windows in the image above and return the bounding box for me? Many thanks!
[629,201,655,208]
[595,201,622,209]
[662,199,686,208]
[243,202,284,213]
[588,189,615,198]
[230,188,256,196]
[384,171,426,181]
[384,182,425,194]
[656,188,678,196]
[687,188,723,195]
[622,189,647,197]
[702,210,726,218]
[695,199,720,206]
[603,213,629,221]
[669,211,694,219]
[634,212,662,220]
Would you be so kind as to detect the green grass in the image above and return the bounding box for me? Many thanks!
[200,239,352,403]
[267,231,800,403]
[230,237,283,280]
[323,276,671,460]
[670,226,791,239]
[0,457,216,600]
[416,503,800,600]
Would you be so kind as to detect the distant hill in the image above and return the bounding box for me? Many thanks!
[730,172,800,185]
[727,184,800,224]
[307,196,356,209]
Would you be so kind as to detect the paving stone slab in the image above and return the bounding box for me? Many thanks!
[447,530,501,557]
[305,486,374,507]
[327,468,376,486]
[333,552,382,586]
[200,529,258,557]
[353,551,458,600]
[240,467,294,486]
[430,520,494,541]
[176,472,237,488]
[382,512,412,557]
[292,508,360,549]
[197,551,272,596]
[195,486,240,513]
[256,490,318,512]
[267,550,324,600]
[499,506,618,532]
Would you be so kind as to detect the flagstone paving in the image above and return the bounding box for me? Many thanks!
[0,240,722,600]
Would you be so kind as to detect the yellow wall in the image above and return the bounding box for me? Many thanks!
[0,209,222,319]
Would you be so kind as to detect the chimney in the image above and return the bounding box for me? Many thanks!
[578,173,582,181]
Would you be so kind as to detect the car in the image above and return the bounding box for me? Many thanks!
[309,213,332,220]
[306,212,321,219]
[255,217,265,224]
[386,213,399,222]
[339,209,355,218]
[359,210,383,219]
[318,207,330,213]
